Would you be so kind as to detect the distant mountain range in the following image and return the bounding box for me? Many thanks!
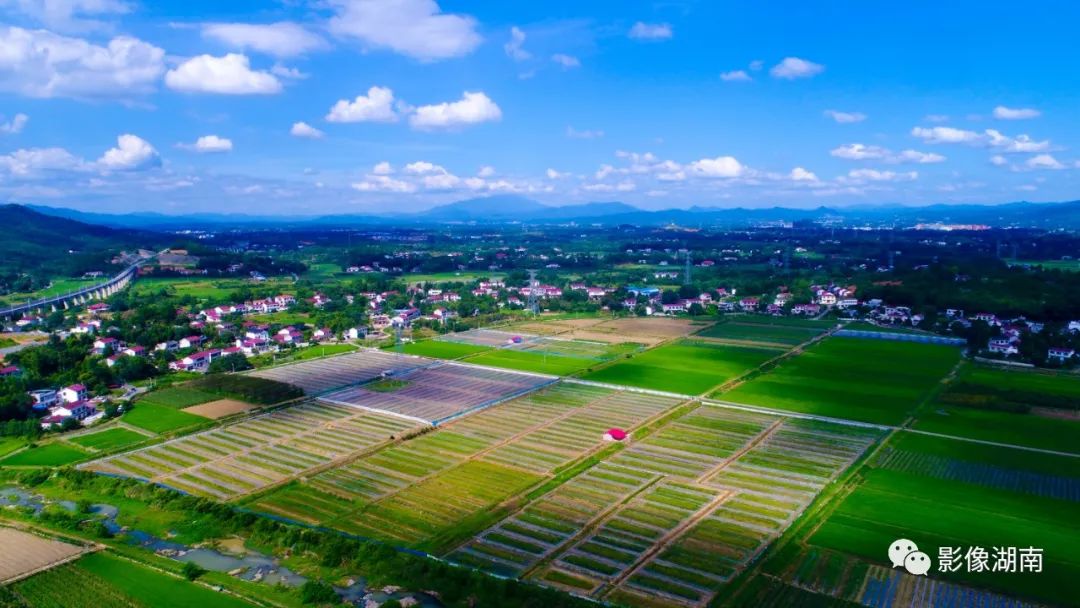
[22,197,1080,230]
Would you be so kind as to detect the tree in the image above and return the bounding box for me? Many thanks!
[182,561,207,581]
[208,353,253,374]
[300,580,338,605]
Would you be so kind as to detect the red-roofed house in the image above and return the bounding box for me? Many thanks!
[60,384,88,403]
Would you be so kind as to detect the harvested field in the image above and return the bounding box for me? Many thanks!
[321,362,554,425]
[182,398,260,419]
[510,317,704,346]
[438,328,541,348]
[82,400,422,500]
[248,348,429,394]
[0,527,88,584]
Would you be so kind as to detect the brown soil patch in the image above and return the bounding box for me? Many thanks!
[594,317,699,339]
[0,527,88,584]
[182,398,259,419]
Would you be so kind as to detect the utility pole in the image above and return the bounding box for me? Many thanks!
[527,269,539,315]
[683,251,692,286]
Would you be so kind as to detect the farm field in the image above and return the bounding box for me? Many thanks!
[696,317,831,347]
[182,399,259,419]
[320,362,552,424]
[452,406,880,607]
[248,348,428,394]
[465,348,600,376]
[0,277,98,307]
[912,363,1080,452]
[13,551,257,608]
[721,337,961,425]
[286,342,358,361]
[507,316,704,346]
[0,442,90,467]
[123,402,207,434]
[69,428,150,452]
[246,382,686,549]
[137,386,218,409]
[805,432,1080,607]
[398,339,493,359]
[132,277,293,300]
[83,400,421,500]
[0,527,88,583]
[583,339,781,395]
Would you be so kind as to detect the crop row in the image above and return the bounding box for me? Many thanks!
[249,348,428,394]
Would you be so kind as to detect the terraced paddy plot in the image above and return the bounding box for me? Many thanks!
[722,337,961,425]
[248,349,428,394]
[248,383,685,541]
[69,427,149,452]
[0,527,88,584]
[583,339,782,395]
[451,409,879,607]
[696,318,830,347]
[83,400,421,499]
[321,362,554,425]
[807,432,1080,607]
[438,328,539,348]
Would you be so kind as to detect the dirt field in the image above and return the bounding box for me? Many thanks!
[0,527,88,584]
[508,317,707,345]
[182,398,259,419]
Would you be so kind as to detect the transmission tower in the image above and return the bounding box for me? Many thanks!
[683,251,692,286]
[527,269,539,315]
[394,322,403,352]
[888,249,895,270]
[783,248,792,274]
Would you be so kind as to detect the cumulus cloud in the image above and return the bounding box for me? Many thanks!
[993,105,1040,120]
[404,160,447,174]
[325,86,399,123]
[546,168,568,179]
[584,180,635,192]
[0,113,28,134]
[165,53,281,94]
[720,70,751,82]
[97,134,160,170]
[290,121,324,138]
[372,161,393,174]
[831,143,943,164]
[984,129,1050,153]
[551,53,580,69]
[567,126,603,139]
[351,175,416,192]
[271,64,307,79]
[504,26,530,61]
[328,0,481,61]
[477,165,496,177]
[409,91,501,130]
[0,147,85,176]
[789,167,819,182]
[0,26,164,99]
[910,126,982,144]
[894,149,945,163]
[689,156,744,178]
[824,110,866,123]
[770,57,824,79]
[178,135,233,153]
[845,168,917,182]
[201,22,327,58]
[912,126,1051,153]
[0,0,130,32]
[989,155,1008,166]
[1025,154,1064,170]
[628,22,672,40]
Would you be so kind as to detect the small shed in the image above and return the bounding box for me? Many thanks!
[603,428,628,442]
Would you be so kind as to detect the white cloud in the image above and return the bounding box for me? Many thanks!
[895,149,945,164]
[178,135,233,153]
[789,167,818,182]
[0,147,85,176]
[584,180,635,192]
[769,57,824,79]
[993,105,1040,120]
[628,22,672,40]
[328,0,481,61]
[845,168,917,182]
[984,129,1050,153]
[409,91,501,130]
[546,168,568,179]
[911,126,981,144]
[924,114,949,123]
[405,160,447,174]
[749,60,764,71]
[351,175,416,193]
[504,26,530,61]
[551,53,580,69]
[290,121,324,139]
[271,63,307,79]
[824,110,866,123]
[831,143,888,160]
[567,126,603,139]
[165,53,281,95]
[422,172,460,190]
[372,161,392,175]
[325,86,399,123]
[0,0,130,32]
[0,26,164,99]
[989,154,1008,166]
[689,156,744,178]
[97,134,159,171]
[0,113,28,134]
[201,22,327,58]
[1025,154,1064,170]
[720,70,751,82]
[477,165,496,177]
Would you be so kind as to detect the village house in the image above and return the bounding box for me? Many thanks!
[179,335,205,349]
[739,297,760,311]
[92,337,119,354]
[60,384,88,403]
[987,338,1019,356]
[1047,347,1075,362]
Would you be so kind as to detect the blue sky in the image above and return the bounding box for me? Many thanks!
[0,0,1077,215]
